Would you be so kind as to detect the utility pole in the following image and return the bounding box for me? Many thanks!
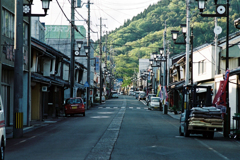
[70,0,75,97]
[86,0,91,109]
[105,32,108,97]
[215,17,219,75]
[185,0,190,86]
[99,17,103,103]
[13,0,24,138]
[163,21,166,87]
[97,17,106,103]
[184,0,191,111]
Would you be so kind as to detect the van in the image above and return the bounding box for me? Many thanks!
[0,95,6,159]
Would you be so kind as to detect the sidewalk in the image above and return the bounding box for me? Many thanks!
[6,117,65,139]
[167,111,181,120]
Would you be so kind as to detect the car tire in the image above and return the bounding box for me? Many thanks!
[83,112,85,117]
[208,132,214,139]
[184,123,190,137]
[0,141,5,160]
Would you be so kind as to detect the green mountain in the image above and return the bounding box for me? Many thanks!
[94,0,240,86]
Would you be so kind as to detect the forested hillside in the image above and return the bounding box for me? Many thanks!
[94,0,240,86]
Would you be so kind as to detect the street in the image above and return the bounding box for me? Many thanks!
[5,95,240,160]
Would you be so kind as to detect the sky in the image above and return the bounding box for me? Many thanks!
[32,0,160,41]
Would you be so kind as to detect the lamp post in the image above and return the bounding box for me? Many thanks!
[13,0,52,138]
[195,0,230,138]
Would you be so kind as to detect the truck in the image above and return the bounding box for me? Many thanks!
[179,85,223,139]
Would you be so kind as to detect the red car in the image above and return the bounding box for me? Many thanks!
[64,97,85,117]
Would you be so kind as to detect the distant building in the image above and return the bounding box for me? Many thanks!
[43,25,95,101]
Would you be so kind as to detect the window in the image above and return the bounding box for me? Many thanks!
[198,60,206,75]
[2,8,14,39]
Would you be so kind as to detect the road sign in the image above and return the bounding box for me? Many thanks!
[84,81,89,87]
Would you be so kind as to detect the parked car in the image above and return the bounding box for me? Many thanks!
[148,97,160,110]
[146,94,156,106]
[112,91,118,98]
[135,91,139,99]
[0,95,6,160]
[138,92,146,100]
[64,97,85,116]
[129,90,134,96]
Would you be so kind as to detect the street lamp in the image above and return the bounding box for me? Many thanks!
[195,0,230,137]
[74,41,83,56]
[196,0,207,12]
[171,24,188,44]
[234,18,240,29]
[23,0,52,16]
[84,46,90,56]
[14,0,52,138]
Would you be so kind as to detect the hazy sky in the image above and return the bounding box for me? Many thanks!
[32,0,160,41]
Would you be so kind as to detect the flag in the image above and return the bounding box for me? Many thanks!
[156,84,161,97]
[213,70,230,107]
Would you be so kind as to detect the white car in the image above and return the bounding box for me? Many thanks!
[148,97,160,110]
[112,93,118,98]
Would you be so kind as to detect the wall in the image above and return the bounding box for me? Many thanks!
[193,45,215,82]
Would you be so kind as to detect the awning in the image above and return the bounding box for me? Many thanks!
[221,45,240,58]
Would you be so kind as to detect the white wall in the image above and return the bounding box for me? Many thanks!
[63,63,69,81]
[43,58,51,76]
[193,45,215,82]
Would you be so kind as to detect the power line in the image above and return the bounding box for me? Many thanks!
[56,0,86,38]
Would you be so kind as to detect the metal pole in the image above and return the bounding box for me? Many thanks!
[87,0,91,109]
[215,17,219,75]
[105,32,108,97]
[191,27,193,85]
[70,0,75,97]
[163,21,166,87]
[13,0,23,138]
[224,0,230,137]
[99,18,102,103]
[185,0,190,86]
[185,0,191,111]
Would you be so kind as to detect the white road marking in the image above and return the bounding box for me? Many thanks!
[129,107,133,109]
[195,138,229,160]
[137,107,141,109]
[98,107,103,109]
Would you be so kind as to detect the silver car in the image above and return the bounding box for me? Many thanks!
[148,97,160,110]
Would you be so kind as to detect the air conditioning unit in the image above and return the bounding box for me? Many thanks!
[42,86,48,92]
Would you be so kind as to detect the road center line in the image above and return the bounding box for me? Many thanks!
[195,138,229,160]
[85,97,126,160]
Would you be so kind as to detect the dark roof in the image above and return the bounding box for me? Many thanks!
[31,37,69,60]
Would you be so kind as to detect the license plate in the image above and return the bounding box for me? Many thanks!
[72,106,77,109]
[154,107,159,109]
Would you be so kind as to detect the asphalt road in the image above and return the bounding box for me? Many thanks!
[5,95,240,160]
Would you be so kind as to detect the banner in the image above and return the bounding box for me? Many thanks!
[156,84,161,97]
[213,70,230,107]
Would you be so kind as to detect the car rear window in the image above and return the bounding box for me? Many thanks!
[66,98,82,104]
[152,98,159,102]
